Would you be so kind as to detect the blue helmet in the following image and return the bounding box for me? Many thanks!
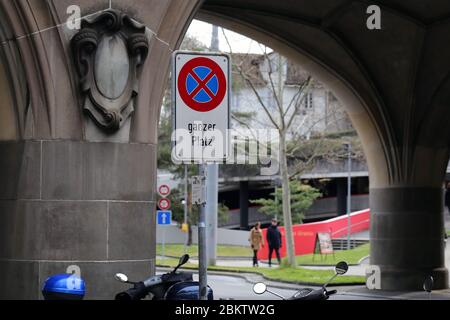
[42,274,86,300]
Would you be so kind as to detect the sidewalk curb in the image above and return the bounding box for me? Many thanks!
[299,263,359,267]
[358,255,370,265]
[159,257,362,268]
[156,264,365,287]
[160,255,250,261]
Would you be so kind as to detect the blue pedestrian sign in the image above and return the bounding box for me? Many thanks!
[157,210,172,225]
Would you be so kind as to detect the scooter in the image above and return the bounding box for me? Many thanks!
[114,254,213,300]
[252,261,349,300]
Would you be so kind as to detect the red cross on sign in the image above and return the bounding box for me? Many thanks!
[177,57,227,112]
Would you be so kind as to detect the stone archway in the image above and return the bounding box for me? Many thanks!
[198,0,450,290]
[1,0,450,299]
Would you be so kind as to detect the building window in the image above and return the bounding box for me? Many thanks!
[304,92,313,109]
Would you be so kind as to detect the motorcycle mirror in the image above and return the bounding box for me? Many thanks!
[179,254,190,267]
[114,273,129,283]
[253,283,267,295]
[335,261,349,275]
[172,254,190,273]
[423,276,434,293]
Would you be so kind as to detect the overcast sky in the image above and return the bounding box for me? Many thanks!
[186,19,272,54]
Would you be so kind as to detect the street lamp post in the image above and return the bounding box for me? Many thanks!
[273,177,280,221]
[344,143,352,250]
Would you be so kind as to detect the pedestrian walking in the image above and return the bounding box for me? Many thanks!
[267,218,282,267]
[249,222,264,267]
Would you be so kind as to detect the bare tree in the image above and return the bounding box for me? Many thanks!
[232,45,311,267]
[222,29,361,267]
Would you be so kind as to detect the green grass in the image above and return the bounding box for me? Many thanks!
[447,230,450,236]
[157,243,371,266]
[157,244,251,258]
[156,258,365,285]
[295,244,370,266]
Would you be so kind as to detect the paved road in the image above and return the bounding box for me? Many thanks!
[201,274,387,300]
[158,270,384,300]
[194,274,297,300]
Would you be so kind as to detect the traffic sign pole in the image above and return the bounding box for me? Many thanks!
[198,164,208,301]
[162,225,165,263]
[206,163,218,266]
[184,165,189,254]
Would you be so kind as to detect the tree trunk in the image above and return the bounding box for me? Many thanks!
[279,134,297,268]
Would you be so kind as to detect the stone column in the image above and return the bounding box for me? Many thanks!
[368,146,450,290]
[370,186,448,290]
[0,0,200,299]
[0,140,156,300]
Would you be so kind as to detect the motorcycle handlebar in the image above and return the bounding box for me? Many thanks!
[115,272,193,300]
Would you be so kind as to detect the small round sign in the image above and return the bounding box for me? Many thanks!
[178,57,227,113]
[158,184,171,197]
[158,198,171,211]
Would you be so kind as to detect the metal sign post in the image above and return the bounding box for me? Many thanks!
[162,225,165,263]
[191,173,207,300]
[184,165,189,254]
[206,163,218,266]
[197,165,208,301]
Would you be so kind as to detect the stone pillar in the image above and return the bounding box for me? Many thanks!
[368,145,450,290]
[0,140,156,300]
[0,0,200,299]
[370,186,448,290]
[239,181,249,230]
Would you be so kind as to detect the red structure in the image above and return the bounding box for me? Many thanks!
[259,209,370,259]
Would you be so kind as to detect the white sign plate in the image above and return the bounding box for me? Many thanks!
[172,51,231,163]
[191,176,206,205]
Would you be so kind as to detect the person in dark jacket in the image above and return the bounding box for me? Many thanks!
[266,218,282,267]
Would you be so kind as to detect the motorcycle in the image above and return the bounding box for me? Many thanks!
[114,254,213,300]
[252,261,349,300]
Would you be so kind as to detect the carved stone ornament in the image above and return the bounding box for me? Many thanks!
[71,9,149,132]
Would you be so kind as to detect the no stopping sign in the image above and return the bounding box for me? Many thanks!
[177,57,227,112]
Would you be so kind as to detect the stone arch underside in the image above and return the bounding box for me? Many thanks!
[199,0,450,290]
[199,0,450,188]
